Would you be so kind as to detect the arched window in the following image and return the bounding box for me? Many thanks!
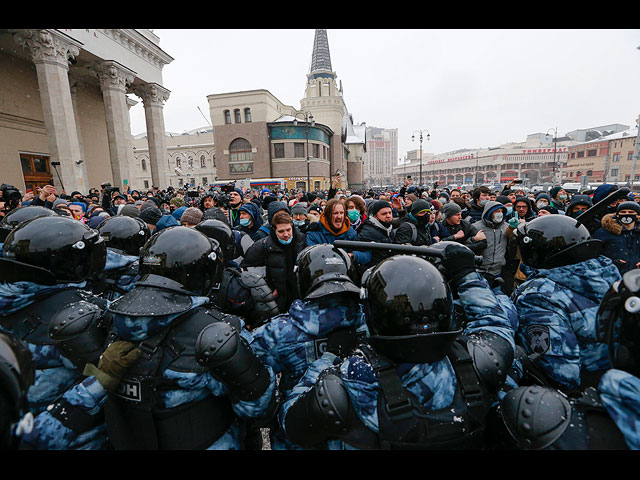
[244,108,252,123]
[176,157,181,168]
[141,158,147,171]
[234,109,241,123]
[229,138,253,174]
[224,110,231,124]
[200,155,206,168]
[188,156,194,169]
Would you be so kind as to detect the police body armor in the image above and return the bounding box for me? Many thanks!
[499,385,629,450]
[103,305,240,450]
[286,332,512,449]
[0,288,107,347]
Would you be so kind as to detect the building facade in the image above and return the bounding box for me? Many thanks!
[132,126,216,189]
[363,127,398,187]
[0,29,173,193]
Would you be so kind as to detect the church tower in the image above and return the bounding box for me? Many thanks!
[301,29,348,186]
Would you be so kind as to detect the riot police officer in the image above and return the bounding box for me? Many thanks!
[490,268,640,450]
[101,226,277,449]
[0,215,108,413]
[195,219,278,330]
[249,243,367,449]
[0,205,58,252]
[511,214,621,392]
[280,243,515,449]
[91,215,150,300]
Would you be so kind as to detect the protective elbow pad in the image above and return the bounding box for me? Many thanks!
[284,370,353,448]
[195,321,270,401]
[466,332,514,393]
[500,386,572,450]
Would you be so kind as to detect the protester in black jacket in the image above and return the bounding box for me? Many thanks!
[356,200,395,270]
[393,199,433,247]
[241,211,306,312]
[439,202,487,253]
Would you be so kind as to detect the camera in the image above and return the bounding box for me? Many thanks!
[0,184,22,211]
[187,191,200,198]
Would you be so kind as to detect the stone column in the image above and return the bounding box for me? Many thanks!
[95,61,136,191]
[68,76,90,186]
[125,97,139,188]
[132,83,170,188]
[13,29,87,193]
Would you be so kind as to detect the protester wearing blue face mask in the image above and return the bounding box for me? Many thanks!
[290,203,310,234]
[241,211,307,313]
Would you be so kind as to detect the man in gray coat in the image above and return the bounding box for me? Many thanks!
[474,200,513,280]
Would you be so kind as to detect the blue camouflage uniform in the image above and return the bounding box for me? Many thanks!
[598,369,640,450]
[0,281,95,413]
[512,256,622,391]
[96,248,140,300]
[280,271,516,449]
[250,294,368,449]
[107,296,277,449]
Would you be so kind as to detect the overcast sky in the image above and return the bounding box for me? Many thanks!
[128,29,640,161]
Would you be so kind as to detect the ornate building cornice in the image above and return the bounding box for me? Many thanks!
[12,29,82,69]
[100,29,174,69]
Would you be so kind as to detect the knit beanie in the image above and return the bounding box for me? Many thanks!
[617,201,640,215]
[291,203,307,216]
[119,204,140,218]
[593,184,619,204]
[180,207,203,225]
[368,200,392,218]
[405,193,418,204]
[170,197,185,208]
[496,195,511,205]
[139,206,162,225]
[441,202,462,219]
[140,200,158,212]
[429,200,442,212]
[549,186,562,200]
[172,206,187,221]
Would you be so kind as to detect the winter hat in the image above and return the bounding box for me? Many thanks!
[172,206,187,221]
[170,197,185,208]
[307,204,322,215]
[441,202,462,219]
[496,195,511,205]
[52,198,68,208]
[139,206,163,226]
[406,185,417,194]
[429,200,442,212]
[291,203,307,216]
[87,213,109,229]
[539,205,559,215]
[262,195,278,211]
[616,201,640,215]
[535,193,551,203]
[267,201,289,225]
[119,204,140,218]
[69,201,87,213]
[549,186,563,200]
[261,188,270,196]
[180,207,203,225]
[410,199,432,215]
[438,192,450,203]
[368,200,392,218]
[140,200,158,212]
[234,187,243,196]
[593,184,619,204]
[405,193,418,204]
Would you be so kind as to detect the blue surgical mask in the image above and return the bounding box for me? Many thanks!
[239,218,251,227]
[506,207,513,215]
[293,219,306,227]
[347,209,360,222]
[278,236,293,245]
[479,199,488,206]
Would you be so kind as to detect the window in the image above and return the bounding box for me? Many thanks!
[611,168,619,177]
[234,109,241,123]
[200,155,206,168]
[577,151,584,158]
[188,156,194,168]
[570,152,575,159]
[587,170,593,176]
[202,177,208,186]
[313,144,319,158]
[613,154,620,163]
[224,110,231,124]
[144,180,149,189]
[244,108,252,123]
[178,178,184,187]
[323,146,327,159]
[176,157,181,168]
[629,152,634,161]
[587,149,597,157]
[229,138,253,174]
[141,159,147,171]
[294,143,305,158]
[274,143,285,158]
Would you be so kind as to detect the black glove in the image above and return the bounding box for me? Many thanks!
[440,242,476,283]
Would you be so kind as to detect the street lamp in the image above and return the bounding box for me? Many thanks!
[293,111,315,191]
[546,127,558,184]
[411,129,430,187]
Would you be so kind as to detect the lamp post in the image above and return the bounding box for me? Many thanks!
[412,129,430,187]
[293,111,315,192]
[546,127,558,184]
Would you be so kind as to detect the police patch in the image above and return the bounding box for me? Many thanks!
[526,325,550,355]
[113,379,142,402]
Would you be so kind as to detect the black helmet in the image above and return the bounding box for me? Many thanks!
[0,216,106,285]
[0,332,34,446]
[97,215,150,256]
[195,219,234,262]
[138,226,223,296]
[0,206,57,242]
[363,255,458,363]
[514,215,603,269]
[295,244,360,299]
[597,268,640,377]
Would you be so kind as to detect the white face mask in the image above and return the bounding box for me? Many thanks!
[492,212,504,223]
[537,201,548,209]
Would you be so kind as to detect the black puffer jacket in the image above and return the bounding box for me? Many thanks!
[393,214,432,246]
[240,225,306,313]
[356,217,394,269]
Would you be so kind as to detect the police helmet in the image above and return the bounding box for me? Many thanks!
[0,216,106,285]
[363,255,459,363]
[195,219,234,262]
[0,332,34,447]
[138,226,223,296]
[295,244,360,300]
[514,214,602,269]
[597,268,640,377]
[0,206,57,242]
[97,215,150,256]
